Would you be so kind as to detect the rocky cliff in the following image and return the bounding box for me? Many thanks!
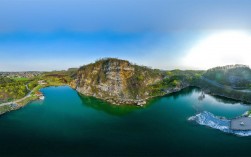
[72,58,164,105]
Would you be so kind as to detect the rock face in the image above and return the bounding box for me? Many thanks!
[72,58,163,105]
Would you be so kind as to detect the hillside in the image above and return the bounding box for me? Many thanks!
[71,58,164,105]
[203,65,251,89]
[196,65,251,103]
[70,58,204,106]
[150,69,203,96]
[0,76,31,104]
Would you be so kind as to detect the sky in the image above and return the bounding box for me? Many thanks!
[1,0,251,71]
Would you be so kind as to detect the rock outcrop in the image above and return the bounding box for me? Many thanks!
[72,58,164,105]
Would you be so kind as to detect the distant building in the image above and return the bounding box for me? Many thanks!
[35,91,43,96]
[35,91,45,100]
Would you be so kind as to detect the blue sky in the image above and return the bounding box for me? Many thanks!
[1,0,251,71]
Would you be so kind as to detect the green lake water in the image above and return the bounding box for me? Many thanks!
[0,86,251,157]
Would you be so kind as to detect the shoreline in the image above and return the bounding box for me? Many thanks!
[0,84,72,116]
[0,84,251,116]
[0,84,45,116]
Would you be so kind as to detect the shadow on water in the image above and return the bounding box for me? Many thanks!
[211,95,251,105]
[163,86,199,99]
[77,86,250,116]
[77,93,158,116]
[75,86,251,120]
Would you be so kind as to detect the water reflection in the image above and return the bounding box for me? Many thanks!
[77,87,251,117]
[78,93,145,116]
[167,87,197,99]
[212,95,250,105]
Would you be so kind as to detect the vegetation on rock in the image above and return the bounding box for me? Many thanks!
[73,58,164,105]
[203,64,251,89]
[0,77,30,103]
[73,58,203,105]
[197,65,251,103]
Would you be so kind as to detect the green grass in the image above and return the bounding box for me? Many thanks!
[12,77,30,81]
[31,85,43,94]
[0,82,29,102]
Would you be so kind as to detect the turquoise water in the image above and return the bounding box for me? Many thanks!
[0,86,251,156]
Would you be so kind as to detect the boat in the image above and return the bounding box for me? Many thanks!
[198,91,206,101]
[39,96,45,100]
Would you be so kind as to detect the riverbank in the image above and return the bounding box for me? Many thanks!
[0,82,76,116]
[194,77,251,104]
[0,84,45,115]
[0,81,250,117]
[0,82,189,116]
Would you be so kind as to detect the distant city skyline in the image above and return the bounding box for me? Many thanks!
[1,0,251,71]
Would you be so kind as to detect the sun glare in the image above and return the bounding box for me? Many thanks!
[183,31,251,70]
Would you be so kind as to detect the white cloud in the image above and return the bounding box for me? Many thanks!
[182,31,251,70]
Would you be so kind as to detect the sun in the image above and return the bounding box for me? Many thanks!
[182,31,251,70]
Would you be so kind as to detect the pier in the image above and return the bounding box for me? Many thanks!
[230,117,251,130]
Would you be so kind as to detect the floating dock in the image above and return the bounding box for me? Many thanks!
[230,117,251,130]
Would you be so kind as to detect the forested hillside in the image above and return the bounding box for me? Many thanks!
[203,65,251,89]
